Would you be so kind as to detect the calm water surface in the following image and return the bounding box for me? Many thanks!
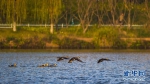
[0,49,150,84]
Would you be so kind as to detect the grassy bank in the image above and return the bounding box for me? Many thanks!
[0,26,150,49]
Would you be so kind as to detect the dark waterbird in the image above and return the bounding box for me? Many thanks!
[68,57,84,63]
[8,63,17,67]
[97,58,111,63]
[57,56,69,61]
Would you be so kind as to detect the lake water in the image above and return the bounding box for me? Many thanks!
[0,49,150,84]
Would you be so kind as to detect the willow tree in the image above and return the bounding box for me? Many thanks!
[31,0,40,23]
[0,0,27,31]
[15,0,27,23]
[62,0,73,28]
[40,0,49,24]
[31,0,46,24]
[0,0,12,23]
[45,0,62,33]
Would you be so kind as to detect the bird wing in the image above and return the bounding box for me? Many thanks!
[57,58,63,61]
[57,56,69,59]
[68,58,74,63]
[102,58,111,61]
[97,59,103,63]
[63,57,69,59]
[98,58,111,63]
[75,58,83,62]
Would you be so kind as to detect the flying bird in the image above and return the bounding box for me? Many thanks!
[68,57,84,63]
[97,58,111,63]
[57,56,69,61]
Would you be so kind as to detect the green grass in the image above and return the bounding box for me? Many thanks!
[1,26,150,40]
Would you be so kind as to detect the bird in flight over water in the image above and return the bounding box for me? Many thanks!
[97,58,111,63]
[57,56,70,61]
[68,57,84,63]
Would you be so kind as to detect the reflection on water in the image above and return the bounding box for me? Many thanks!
[0,50,150,84]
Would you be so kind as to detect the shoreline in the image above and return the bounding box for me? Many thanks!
[1,49,150,52]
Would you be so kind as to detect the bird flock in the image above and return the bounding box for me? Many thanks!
[8,56,111,67]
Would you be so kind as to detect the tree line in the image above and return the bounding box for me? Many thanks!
[0,0,150,33]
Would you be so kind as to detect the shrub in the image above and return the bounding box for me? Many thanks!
[59,37,95,49]
[130,41,150,49]
[112,39,127,49]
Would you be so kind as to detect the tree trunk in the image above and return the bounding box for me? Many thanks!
[13,0,16,32]
[83,27,88,34]
[111,12,115,25]
[50,23,53,34]
[13,21,16,32]
[128,10,131,29]
[82,23,89,34]
[65,12,68,28]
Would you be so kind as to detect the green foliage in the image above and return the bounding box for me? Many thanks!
[0,41,6,49]
[59,37,95,49]
[0,36,46,49]
[18,37,46,49]
[48,33,60,43]
[0,0,27,23]
[0,0,149,26]
[112,39,127,49]
[124,28,150,37]
[6,36,16,42]
[1,26,150,49]
[137,28,150,37]
[19,27,49,34]
[94,27,119,48]
[130,41,150,49]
